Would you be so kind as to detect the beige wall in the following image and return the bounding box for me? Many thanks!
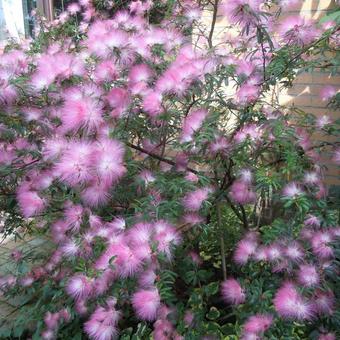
[199,0,340,186]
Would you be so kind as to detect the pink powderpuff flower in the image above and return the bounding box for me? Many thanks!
[17,187,45,218]
[153,319,175,339]
[107,217,126,232]
[96,242,144,277]
[311,231,334,259]
[240,333,260,340]
[234,237,257,265]
[278,16,320,45]
[21,107,41,121]
[331,227,340,238]
[239,169,253,184]
[59,238,79,258]
[313,290,335,315]
[234,124,262,144]
[41,329,55,340]
[132,288,160,321]
[209,135,230,155]
[316,115,332,129]
[221,278,246,305]
[59,308,71,322]
[142,91,163,117]
[92,270,115,296]
[332,148,340,165]
[220,0,262,27]
[236,84,260,104]
[129,0,152,15]
[315,183,327,199]
[236,60,256,77]
[64,203,84,231]
[243,314,273,334]
[272,259,290,273]
[128,222,153,245]
[66,274,91,300]
[295,128,310,151]
[320,85,336,102]
[297,264,319,287]
[273,282,314,320]
[55,141,94,186]
[304,172,320,185]
[156,304,174,320]
[185,172,199,183]
[139,170,155,185]
[128,64,153,86]
[284,242,304,262]
[282,182,303,198]
[44,311,60,330]
[106,88,130,118]
[266,244,282,262]
[304,215,321,227]
[253,246,268,262]
[42,138,66,161]
[153,221,181,259]
[318,333,336,340]
[184,310,194,326]
[84,303,120,340]
[184,6,201,23]
[189,251,202,266]
[132,241,152,264]
[81,180,111,208]
[182,212,204,225]
[182,187,212,211]
[60,96,104,133]
[89,214,103,230]
[155,68,181,94]
[93,60,118,83]
[94,138,126,186]
[322,19,337,30]
[229,180,256,205]
[75,299,88,315]
[141,138,159,156]
[138,269,157,288]
[20,275,35,287]
[180,108,208,143]
[67,3,81,14]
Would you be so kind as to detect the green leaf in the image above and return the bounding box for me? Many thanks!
[206,306,220,320]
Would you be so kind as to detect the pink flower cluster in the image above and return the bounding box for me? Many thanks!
[220,0,263,28]
[242,314,273,339]
[84,299,120,340]
[221,278,246,305]
[182,186,213,211]
[180,108,208,143]
[231,224,339,323]
[42,309,71,339]
[229,170,256,205]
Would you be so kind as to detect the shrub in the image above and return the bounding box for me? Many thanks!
[0,0,339,339]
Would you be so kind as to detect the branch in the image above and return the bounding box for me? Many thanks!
[217,202,227,280]
[125,142,199,174]
[208,0,219,49]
